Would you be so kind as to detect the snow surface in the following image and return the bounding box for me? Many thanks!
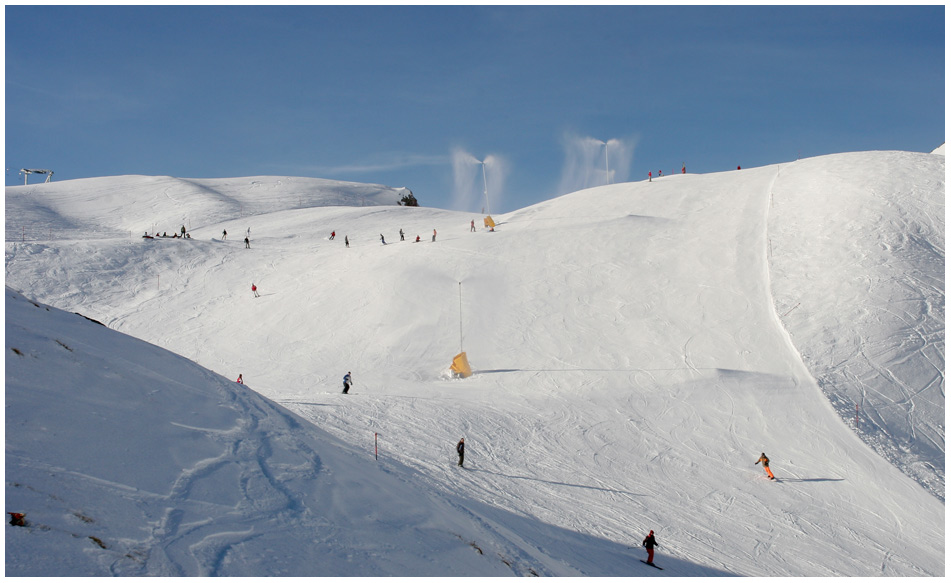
[5,153,944,576]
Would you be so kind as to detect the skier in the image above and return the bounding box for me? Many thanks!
[400,228,405,241]
[648,171,652,182]
[345,235,349,248]
[330,231,335,240]
[236,374,243,384]
[251,283,260,298]
[222,229,228,240]
[755,452,775,479]
[432,229,437,242]
[181,225,186,237]
[415,235,420,243]
[456,438,465,467]
[244,236,250,249]
[682,163,686,174]
[342,372,352,394]
[470,219,476,232]
[642,530,659,565]
[380,234,386,245]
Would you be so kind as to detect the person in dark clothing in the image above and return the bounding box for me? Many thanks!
[399,228,405,241]
[244,237,250,249]
[345,235,349,248]
[380,234,386,245]
[342,372,352,394]
[642,530,659,564]
[456,438,465,467]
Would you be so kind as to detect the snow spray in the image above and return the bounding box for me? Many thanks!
[558,134,635,194]
[451,147,506,213]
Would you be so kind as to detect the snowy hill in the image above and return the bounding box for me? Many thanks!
[5,153,944,576]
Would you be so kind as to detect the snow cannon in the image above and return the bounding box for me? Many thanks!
[450,352,472,378]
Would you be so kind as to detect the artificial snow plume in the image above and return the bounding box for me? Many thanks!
[557,133,635,194]
[4,150,944,576]
[450,147,507,214]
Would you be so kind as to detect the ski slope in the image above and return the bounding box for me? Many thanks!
[5,151,945,576]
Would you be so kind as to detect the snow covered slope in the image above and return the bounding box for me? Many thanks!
[768,151,945,498]
[5,288,558,576]
[5,153,944,576]
[5,174,410,241]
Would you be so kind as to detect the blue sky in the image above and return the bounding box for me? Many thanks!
[5,5,945,212]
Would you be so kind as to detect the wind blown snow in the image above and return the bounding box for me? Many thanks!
[5,152,944,576]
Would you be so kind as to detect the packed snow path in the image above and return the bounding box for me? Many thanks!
[5,153,944,576]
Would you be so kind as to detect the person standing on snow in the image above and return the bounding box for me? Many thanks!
[244,236,250,249]
[432,229,437,242]
[380,234,386,245]
[342,372,352,394]
[330,231,335,240]
[222,229,228,240]
[345,235,349,248]
[456,438,465,467]
[642,530,659,565]
[399,228,405,241]
[251,283,260,298]
[236,374,243,384]
[755,452,775,480]
[470,219,476,232]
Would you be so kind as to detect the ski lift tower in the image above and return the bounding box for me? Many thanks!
[20,169,54,185]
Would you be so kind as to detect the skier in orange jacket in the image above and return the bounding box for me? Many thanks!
[755,452,775,480]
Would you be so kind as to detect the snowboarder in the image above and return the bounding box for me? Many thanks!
[330,231,335,240]
[244,237,250,249]
[236,374,243,384]
[345,235,349,248]
[432,229,437,242]
[642,530,659,565]
[456,438,465,467]
[755,452,775,479]
[251,283,259,298]
[470,219,476,232]
[222,229,228,240]
[380,234,386,245]
[342,372,352,394]
[400,228,405,241]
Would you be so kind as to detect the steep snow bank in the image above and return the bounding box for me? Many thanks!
[4,288,545,576]
[768,151,945,499]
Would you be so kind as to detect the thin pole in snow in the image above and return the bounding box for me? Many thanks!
[375,432,379,460]
[481,162,489,216]
[458,281,464,353]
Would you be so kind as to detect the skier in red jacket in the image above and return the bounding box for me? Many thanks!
[642,530,659,565]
